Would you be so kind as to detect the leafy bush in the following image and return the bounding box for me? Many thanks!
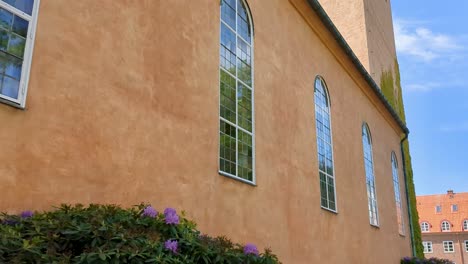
[0,204,280,263]
[401,256,454,264]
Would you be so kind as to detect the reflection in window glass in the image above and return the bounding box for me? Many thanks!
[392,152,404,235]
[362,124,379,226]
[314,77,336,211]
[443,241,454,253]
[219,0,254,182]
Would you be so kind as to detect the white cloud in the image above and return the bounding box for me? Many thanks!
[394,19,463,62]
[440,122,468,132]
[405,82,442,92]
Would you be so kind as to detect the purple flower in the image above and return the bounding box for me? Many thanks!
[164,208,176,215]
[164,239,178,254]
[2,218,18,226]
[164,208,179,225]
[142,206,158,218]
[243,243,259,256]
[20,210,33,219]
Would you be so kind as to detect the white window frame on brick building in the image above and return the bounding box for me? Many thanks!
[463,219,468,231]
[443,241,454,253]
[422,241,433,253]
[420,221,430,232]
[0,0,40,108]
[441,221,451,232]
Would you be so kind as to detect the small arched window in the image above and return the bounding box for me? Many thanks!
[391,152,404,235]
[463,219,468,231]
[314,77,336,212]
[362,123,379,226]
[420,222,430,232]
[441,221,451,232]
[219,0,254,183]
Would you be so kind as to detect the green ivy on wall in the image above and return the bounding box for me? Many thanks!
[380,60,424,258]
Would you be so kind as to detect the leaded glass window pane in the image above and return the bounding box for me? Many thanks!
[314,77,336,211]
[219,0,254,182]
[362,124,379,226]
[392,153,404,235]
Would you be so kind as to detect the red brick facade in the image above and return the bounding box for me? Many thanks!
[417,191,468,263]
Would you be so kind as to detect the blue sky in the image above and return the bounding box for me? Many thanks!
[391,1,468,195]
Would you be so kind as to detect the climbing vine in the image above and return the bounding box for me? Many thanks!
[380,59,423,258]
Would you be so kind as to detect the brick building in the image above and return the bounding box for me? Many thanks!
[418,191,468,263]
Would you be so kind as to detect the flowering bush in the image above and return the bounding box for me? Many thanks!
[0,204,280,263]
[401,256,454,264]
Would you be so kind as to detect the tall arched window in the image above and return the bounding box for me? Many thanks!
[441,221,451,232]
[420,222,430,232]
[219,0,254,183]
[362,123,379,226]
[391,152,404,235]
[314,77,336,211]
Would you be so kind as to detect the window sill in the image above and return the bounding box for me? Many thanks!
[0,97,25,110]
[370,223,380,229]
[321,206,338,214]
[219,171,256,186]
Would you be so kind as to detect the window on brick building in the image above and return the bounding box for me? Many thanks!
[463,220,468,231]
[362,123,379,226]
[435,205,442,213]
[219,0,254,183]
[441,221,451,232]
[420,222,430,232]
[0,0,39,108]
[314,77,337,212]
[443,241,454,253]
[422,241,433,253]
[465,240,468,252]
[452,204,458,212]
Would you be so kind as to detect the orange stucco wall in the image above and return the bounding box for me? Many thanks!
[0,0,411,263]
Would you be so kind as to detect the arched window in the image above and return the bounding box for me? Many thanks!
[314,77,336,211]
[441,221,451,232]
[463,219,468,231]
[391,152,404,235]
[362,123,379,226]
[420,222,430,232]
[219,0,254,182]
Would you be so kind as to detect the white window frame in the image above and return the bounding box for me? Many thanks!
[218,0,255,184]
[464,240,468,252]
[463,219,468,231]
[443,241,454,253]
[441,221,451,232]
[421,222,430,232]
[391,152,404,235]
[362,123,379,227]
[0,0,40,108]
[314,76,338,213]
[422,241,433,253]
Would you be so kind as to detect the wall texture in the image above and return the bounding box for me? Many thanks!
[0,0,411,263]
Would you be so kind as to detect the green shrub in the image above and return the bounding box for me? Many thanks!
[401,256,454,264]
[0,204,280,264]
